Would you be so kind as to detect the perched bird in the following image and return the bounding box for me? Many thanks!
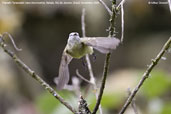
[55,32,120,90]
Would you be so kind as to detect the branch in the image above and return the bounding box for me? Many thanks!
[92,0,117,114]
[2,32,22,51]
[119,37,171,114]
[81,8,86,38]
[98,0,112,16]
[78,95,91,114]
[81,8,103,114]
[117,0,125,10]
[81,8,95,85]
[120,0,125,43]
[76,69,93,85]
[0,35,77,114]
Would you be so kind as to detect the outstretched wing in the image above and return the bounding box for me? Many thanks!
[80,37,120,54]
[54,50,73,90]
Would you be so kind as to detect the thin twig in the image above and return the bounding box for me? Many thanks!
[98,0,112,16]
[115,0,126,42]
[2,32,22,51]
[92,0,117,114]
[117,0,125,10]
[92,53,111,114]
[78,95,91,114]
[76,69,93,85]
[120,0,125,42]
[119,37,171,114]
[81,8,95,85]
[0,36,77,114]
[81,8,103,114]
[85,55,96,85]
[81,8,86,38]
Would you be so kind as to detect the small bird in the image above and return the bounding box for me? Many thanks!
[55,32,120,90]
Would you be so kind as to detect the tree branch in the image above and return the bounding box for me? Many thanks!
[98,0,112,16]
[81,8,86,38]
[119,37,171,114]
[76,69,93,85]
[92,0,117,114]
[81,8,96,86]
[117,0,125,10]
[120,0,125,43]
[81,8,103,114]
[2,32,22,51]
[0,35,77,114]
[78,95,91,114]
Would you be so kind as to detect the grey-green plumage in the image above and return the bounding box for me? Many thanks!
[65,42,93,59]
[55,32,120,90]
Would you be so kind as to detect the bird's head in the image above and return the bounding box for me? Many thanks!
[69,32,80,38]
[68,32,80,44]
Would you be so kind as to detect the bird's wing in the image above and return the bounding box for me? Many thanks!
[80,37,120,54]
[54,50,73,90]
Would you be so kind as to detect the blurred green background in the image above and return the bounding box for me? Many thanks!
[0,0,171,114]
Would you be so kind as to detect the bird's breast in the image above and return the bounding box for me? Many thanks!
[66,43,93,59]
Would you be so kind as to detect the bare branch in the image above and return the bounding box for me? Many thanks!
[98,0,112,16]
[1,32,22,51]
[78,95,91,114]
[119,37,171,114]
[81,8,95,84]
[117,0,126,10]
[0,35,77,114]
[85,55,96,85]
[115,0,126,43]
[81,8,103,114]
[120,1,125,42]
[81,8,86,37]
[76,69,93,85]
[92,0,118,114]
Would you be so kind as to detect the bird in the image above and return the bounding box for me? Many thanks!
[54,32,120,90]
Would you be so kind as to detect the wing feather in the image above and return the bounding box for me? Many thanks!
[54,50,73,90]
[80,37,120,54]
